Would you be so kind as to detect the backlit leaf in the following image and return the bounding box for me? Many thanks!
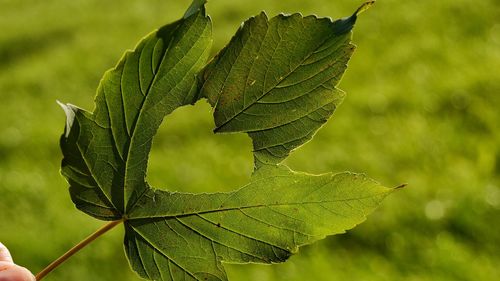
[58,1,397,280]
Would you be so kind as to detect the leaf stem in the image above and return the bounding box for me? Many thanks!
[35,219,123,281]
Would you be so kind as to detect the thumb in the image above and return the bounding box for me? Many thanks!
[0,242,14,263]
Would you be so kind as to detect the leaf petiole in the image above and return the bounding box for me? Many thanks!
[35,219,123,281]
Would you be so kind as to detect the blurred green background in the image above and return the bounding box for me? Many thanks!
[1,0,499,280]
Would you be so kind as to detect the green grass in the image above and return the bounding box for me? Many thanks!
[1,0,499,280]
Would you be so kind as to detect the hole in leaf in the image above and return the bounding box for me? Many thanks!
[147,100,253,193]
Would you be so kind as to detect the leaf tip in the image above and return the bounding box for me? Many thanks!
[57,100,78,138]
[394,183,408,190]
[332,1,375,35]
[56,99,67,110]
[353,1,376,17]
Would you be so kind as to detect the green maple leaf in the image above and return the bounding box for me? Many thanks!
[58,1,398,280]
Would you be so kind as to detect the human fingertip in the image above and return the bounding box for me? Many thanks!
[0,243,14,263]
